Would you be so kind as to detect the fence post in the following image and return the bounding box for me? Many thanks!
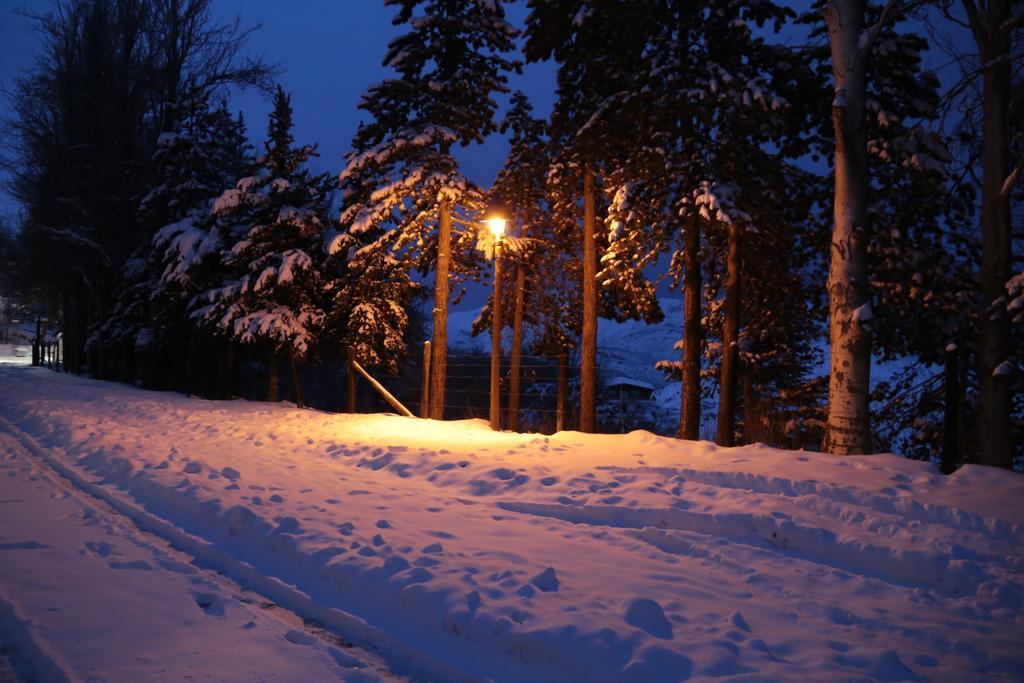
[32,316,41,366]
[941,344,960,474]
[289,351,304,409]
[421,341,431,418]
[556,351,568,432]
[346,347,357,413]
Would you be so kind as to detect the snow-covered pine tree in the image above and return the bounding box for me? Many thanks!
[333,0,518,414]
[193,87,331,402]
[525,0,661,432]
[597,0,819,444]
[930,0,1022,468]
[89,95,251,392]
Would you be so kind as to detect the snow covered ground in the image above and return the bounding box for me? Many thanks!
[0,365,1022,681]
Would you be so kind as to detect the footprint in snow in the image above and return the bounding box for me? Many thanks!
[193,591,226,617]
[109,560,154,571]
[531,567,559,592]
[220,466,241,481]
[81,541,117,558]
[624,597,673,639]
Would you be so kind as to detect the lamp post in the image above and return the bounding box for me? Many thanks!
[484,200,508,431]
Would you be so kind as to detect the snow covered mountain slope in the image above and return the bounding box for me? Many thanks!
[1,366,1021,682]
[446,299,684,388]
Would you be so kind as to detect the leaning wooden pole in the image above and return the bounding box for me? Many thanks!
[351,358,413,417]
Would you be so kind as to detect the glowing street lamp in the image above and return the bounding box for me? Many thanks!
[483,197,508,431]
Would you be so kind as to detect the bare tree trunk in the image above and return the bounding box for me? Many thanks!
[507,266,525,431]
[267,353,279,403]
[823,0,873,454]
[580,167,598,433]
[429,200,452,420]
[679,217,702,440]
[716,220,741,446]
[969,0,1013,468]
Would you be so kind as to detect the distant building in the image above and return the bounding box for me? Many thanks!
[600,377,658,433]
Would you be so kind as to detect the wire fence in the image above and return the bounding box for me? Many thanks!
[227,346,677,435]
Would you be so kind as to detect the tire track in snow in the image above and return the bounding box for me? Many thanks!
[599,465,1022,542]
[496,500,997,597]
[0,415,479,683]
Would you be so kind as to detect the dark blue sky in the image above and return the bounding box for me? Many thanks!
[0,0,556,223]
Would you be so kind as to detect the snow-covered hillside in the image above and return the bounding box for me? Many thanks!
[447,299,684,388]
[0,366,1022,681]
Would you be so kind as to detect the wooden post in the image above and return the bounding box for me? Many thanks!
[556,351,568,432]
[32,316,41,366]
[346,347,356,413]
[421,341,431,418]
[224,342,235,399]
[507,266,525,431]
[941,344,960,475]
[289,351,304,409]
[490,241,503,431]
[267,353,279,402]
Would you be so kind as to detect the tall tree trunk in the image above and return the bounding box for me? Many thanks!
[679,217,702,440]
[267,353,279,403]
[823,0,873,454]
[716,220,741,446]
[970,0,1013,468]
[429,200,452,420]
[507,266,525,431]
[580,167,598,433]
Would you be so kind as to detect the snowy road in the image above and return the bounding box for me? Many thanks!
[0,365,1022,682]
[0,416,410,682]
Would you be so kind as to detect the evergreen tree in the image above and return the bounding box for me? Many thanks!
[525,0,660,432]
[596,0,819,443]
[334,0,517,409]
[88,95,251,389]
[192,87,331,396]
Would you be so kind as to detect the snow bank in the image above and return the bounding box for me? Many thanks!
[1,366,1021,682]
